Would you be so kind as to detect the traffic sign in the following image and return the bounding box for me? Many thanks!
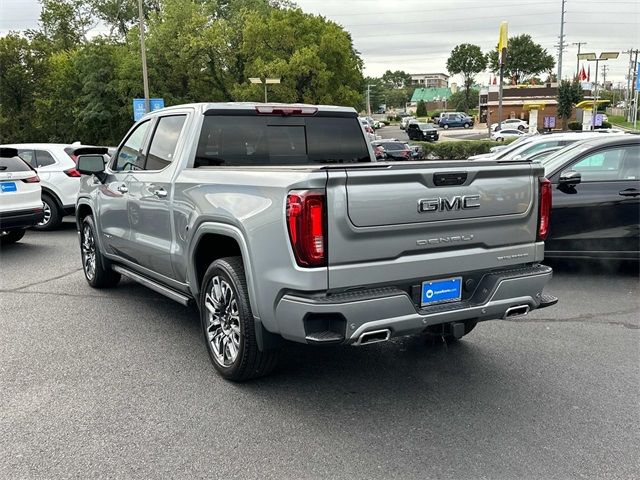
[132,98,165,121]
[636,62,640,90]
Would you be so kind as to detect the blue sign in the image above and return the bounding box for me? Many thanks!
[636,63,640,90]
[133,98,165,121]
[421,277,462,306]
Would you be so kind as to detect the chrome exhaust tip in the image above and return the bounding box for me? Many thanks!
[504,304,531,319]
[354,329,391,346]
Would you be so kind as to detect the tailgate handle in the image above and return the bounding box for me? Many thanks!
[433,172,467,186]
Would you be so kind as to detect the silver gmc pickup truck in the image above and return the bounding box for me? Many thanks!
[75,102,557,381]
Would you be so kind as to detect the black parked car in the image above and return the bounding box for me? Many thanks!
[541,135,639,260]
[407,122,439,141]
[371,140,411,160]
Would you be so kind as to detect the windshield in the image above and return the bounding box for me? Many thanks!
[418,123,434,129]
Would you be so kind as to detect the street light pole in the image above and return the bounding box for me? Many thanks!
[138,0,150,113]
[580,51,619,130]
[249,78,281,103]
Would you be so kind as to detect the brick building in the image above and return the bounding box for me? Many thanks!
[479,84,593,129]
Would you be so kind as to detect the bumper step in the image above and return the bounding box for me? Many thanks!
[538,294,558,309]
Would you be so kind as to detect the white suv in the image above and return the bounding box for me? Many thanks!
[0,148,43,244]
[0,143,92,230]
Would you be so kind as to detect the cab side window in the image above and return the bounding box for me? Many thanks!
[571,146,638,181]
[144,115,187,171]
[114,120,151,171]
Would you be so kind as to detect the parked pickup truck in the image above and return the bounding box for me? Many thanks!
[75,102,557,381]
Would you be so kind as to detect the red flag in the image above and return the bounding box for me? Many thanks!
[492,76,497,85]
[579,65,587,81]
[587,65,591,82]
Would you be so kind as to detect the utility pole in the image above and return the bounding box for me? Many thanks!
[632,50,639,125]
[572,42,587,78]
[138,0,150,113]
[601,65,609,90]
[623,49,639,121]
[557,0,567,82]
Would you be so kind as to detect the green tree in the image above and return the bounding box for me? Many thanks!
[0,34,37,142]
[381,70,412,89]
[34,0,94,50]
[446,44,486,116]
[557,79,583,130]
[487,34,555,84]
[448,88,479,113]
[416,100,427,117]
[234,8,363,106]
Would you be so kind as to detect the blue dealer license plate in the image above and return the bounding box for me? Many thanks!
[421,277,462,306]
[0,182,17,193]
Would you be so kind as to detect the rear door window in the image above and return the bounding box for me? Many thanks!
[17,149,36,167]
[35,150,56,167]
[195,115,370,167]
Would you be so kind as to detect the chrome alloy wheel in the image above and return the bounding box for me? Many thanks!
[205,276,241,367]
[37,201,51,227]
[81,224,96,280]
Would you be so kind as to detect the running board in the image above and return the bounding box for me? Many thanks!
[112,265,191,306]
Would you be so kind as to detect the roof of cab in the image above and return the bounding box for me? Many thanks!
[141,102,357,118]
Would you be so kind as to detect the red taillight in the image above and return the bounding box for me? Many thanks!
[537,177,552,241]
[286,190,326,267]
[64,167,81,177]
[22,175,40,183]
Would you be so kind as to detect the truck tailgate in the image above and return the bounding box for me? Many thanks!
[326,161,543,289]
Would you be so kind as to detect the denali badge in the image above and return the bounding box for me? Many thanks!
[418,195,480,213]
[417,234,474,246]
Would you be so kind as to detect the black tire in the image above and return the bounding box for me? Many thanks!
[80,215,121,288]
[497,137,504,142]
[200,256,278,381]
[0,229,26,246]
[33,193,62,231]
[517,125,525,130]
[424,320,478,344]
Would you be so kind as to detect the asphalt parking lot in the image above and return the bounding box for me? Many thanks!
[1,221,639,479]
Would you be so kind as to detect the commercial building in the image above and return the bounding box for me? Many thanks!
[410,73,449,88]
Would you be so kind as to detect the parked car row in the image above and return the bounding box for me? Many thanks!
[0,143,111,235]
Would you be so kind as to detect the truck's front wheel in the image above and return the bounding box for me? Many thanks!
[200,257,278,381]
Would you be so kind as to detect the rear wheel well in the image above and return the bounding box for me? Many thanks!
[194,234,242,291]
[41,187,63,209]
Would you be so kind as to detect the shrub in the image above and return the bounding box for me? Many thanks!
[567,121,582,131]
[411,140,499,160]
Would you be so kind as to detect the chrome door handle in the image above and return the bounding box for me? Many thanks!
[619,188,639,197]
[152,188,168,198]
[117,184,128,194]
